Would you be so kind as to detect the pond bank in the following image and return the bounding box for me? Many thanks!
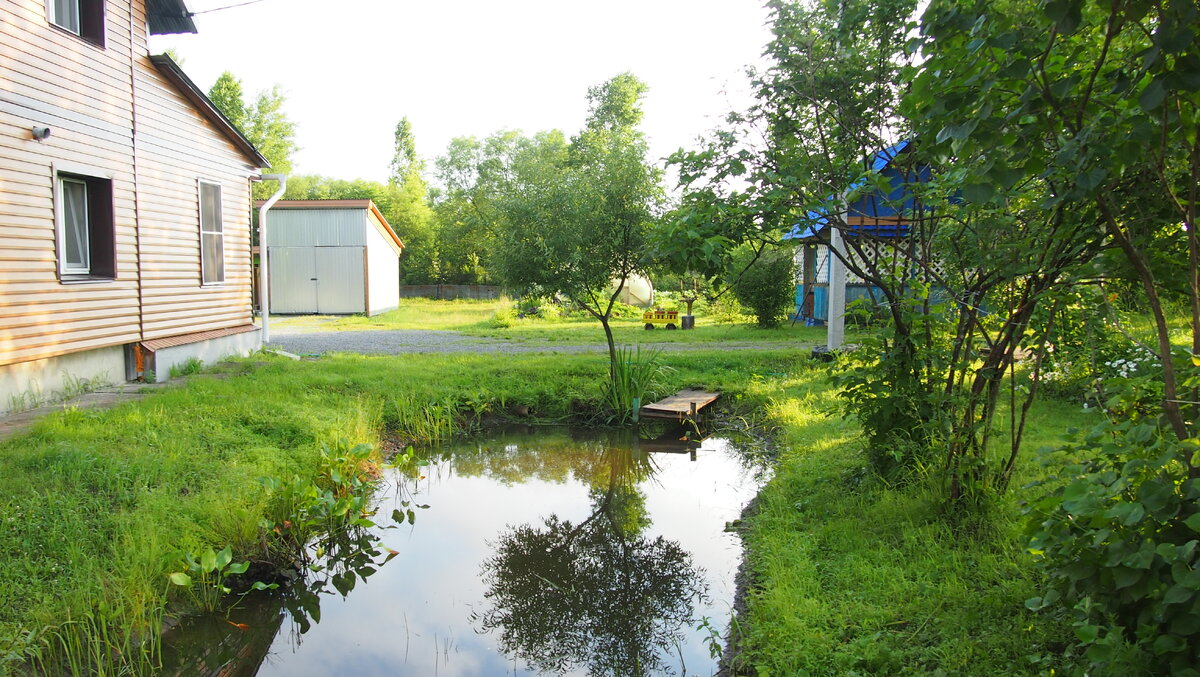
[0,348,799,674]
[0,345,1091,674]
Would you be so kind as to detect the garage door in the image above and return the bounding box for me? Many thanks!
[268,246,365,314]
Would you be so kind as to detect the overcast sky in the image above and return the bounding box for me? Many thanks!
[149,0,773,185]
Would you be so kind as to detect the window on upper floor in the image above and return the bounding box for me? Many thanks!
[55,170,116,281]
[199,181,225,285]
[48,0,105,46]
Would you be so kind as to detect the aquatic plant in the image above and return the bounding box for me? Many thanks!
[167,546,276,614]
[390,394,459,444]
[259,440,383,565]
[603,345,671,423]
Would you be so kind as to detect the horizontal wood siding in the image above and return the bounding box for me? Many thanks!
[0,0,259,368]
[134,53,258,340]
[0,0,141,367]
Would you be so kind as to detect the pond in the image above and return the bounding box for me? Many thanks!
[161,424,768,676]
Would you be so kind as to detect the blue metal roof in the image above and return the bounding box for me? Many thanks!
[784,140,921,241]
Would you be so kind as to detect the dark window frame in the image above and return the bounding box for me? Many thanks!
[54,165,116,283]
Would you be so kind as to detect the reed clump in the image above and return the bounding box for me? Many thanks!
[603,346,671,423]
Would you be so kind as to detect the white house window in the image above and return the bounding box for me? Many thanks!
[61,177,90,273]
[48,0,104,46]
[55,170,115,281]
[50,0,79,33]
[200,181,224,285]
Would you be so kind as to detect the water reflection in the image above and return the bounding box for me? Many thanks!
[160,426,763,676]
[162,526,397,674]
[477,447,708,676]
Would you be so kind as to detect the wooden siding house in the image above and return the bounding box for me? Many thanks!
[0,0,269,410]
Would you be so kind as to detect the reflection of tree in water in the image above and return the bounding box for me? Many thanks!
[477,447,708,676]
[439,424,690,486]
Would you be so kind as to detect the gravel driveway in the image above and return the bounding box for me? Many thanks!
[266,327,802,356]
[266,328,607,355]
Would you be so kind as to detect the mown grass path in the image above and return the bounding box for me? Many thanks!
[267,326,821,356]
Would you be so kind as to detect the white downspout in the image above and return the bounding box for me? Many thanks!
[257,174,287,343]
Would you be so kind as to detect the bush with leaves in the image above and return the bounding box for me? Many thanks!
[1026,351,1200,674]
[1034,287,1154,406]
[731,247,795,328]
[834,293,956,480]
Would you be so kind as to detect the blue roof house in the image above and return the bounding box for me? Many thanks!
[782,140,932,328]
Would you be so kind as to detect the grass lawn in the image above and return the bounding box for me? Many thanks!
[736,366,1095,675]
[271,297,835,346]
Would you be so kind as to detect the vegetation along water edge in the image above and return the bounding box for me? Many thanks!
[0,340,1163,675]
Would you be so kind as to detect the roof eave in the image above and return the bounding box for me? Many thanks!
[148,54,270,168]
[367,201,405,253]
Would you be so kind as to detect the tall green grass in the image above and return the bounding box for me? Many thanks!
[602,346,671,423]
[389,394,459,445]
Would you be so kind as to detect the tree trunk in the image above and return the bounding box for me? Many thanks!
[600,315,618,379]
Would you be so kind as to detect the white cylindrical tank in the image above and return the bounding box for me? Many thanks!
[614,273,655,307]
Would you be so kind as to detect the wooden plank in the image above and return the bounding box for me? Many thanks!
[640,389,721,420]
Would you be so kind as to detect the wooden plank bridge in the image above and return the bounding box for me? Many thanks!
[639,389,721,422]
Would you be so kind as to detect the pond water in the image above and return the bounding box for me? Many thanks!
[161,425,767,676]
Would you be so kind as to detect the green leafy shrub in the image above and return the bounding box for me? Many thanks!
[608,300,645,319]
[1035,288,1163,406]
[834,295,954,481]
[705,294,750,324]
[490,305,518,328]
[732,247,795,328]
[1025,358,1200,674]
[649,290,681,312]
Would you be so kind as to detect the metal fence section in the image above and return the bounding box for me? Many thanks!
[398,285,503,300]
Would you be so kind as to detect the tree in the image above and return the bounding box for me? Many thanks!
[908,0,1200,667]
[244,86,297,199]
[663,0,953,479]
[385,117,436,283]
[206,73,298,200]
[433,132,524,284]
[207,71,247,132]
[477,447,706,676]
[389,117,422,185]
[491,73,664,375]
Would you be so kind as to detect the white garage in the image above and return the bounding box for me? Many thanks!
[261,200,404,316]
